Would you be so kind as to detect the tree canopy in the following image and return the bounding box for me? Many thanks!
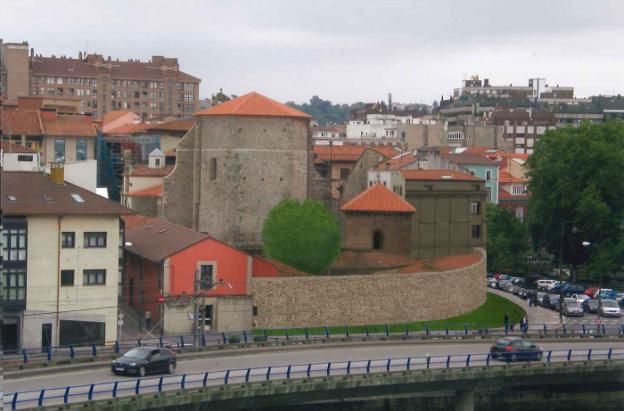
[262,198,341,275]
[486,204,530,272]
[527,121,624,279]
[286,96,357,126]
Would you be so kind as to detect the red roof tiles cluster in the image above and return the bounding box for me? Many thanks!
[145,119,194,133]
[194,92,311,119]
[1,109,96,137]
[313,144,398,163]
[130,164,175,177]
[105,123,150,135]
[341,183,416,214]
[102,109,135,125]
[499,171,526,184]
[374,153,418,170]
[401,169,483,182]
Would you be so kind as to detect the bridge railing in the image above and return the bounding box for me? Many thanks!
[5,347,624,410]
[5,321,623,367]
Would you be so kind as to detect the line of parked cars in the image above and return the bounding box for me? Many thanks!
[488,273,623,318]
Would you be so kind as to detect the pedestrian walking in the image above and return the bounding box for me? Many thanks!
[145,310,152,331]
[522,315,529,333]
[527,296,531,307]
[504,312,510,334]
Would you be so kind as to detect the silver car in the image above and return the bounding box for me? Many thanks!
[562,299,584,317]
[598,299,622,318]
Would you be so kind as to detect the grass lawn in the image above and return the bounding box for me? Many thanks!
[253,292,525,337]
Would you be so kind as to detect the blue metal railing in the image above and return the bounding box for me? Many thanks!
[6,321,623,366]
[5,347,622,410]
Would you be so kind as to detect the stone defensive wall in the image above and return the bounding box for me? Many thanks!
[251,249,486,328]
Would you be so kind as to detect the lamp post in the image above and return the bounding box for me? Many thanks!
[558,221,577,323]
[193,276,233,347]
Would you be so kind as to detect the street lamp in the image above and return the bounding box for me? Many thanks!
[193,277,233,347]
[558,221,578,323]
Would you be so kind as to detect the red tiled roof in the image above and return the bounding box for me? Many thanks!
[32,56,200,82]
[164,148,176,157]
[127,184,163,197]
[103,110,135,125]
[145,119,194,132]
[0,140,36,153]
[1,170,132,216]
[105,123,150,135]
[314,144,398,163]
[341,183,415,214]
[499,171,526,183]
[194,92,311,119]
[1,109,43,135]
[130,164,174,177]
[41,113,97,137]
[442,152,498,166]
[401,169,483,181]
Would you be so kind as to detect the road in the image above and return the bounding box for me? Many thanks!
[5,340,620,395]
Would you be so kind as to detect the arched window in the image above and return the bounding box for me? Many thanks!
[373,230,383,250]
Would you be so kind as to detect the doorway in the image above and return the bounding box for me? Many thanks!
[42,323,52,350]
[372,230,383,250]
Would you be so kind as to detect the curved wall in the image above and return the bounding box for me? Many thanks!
[251,249,486,328]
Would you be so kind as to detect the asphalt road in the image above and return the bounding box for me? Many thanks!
[6,340,621,395]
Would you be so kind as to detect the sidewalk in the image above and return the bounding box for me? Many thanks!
[489,288,564,329]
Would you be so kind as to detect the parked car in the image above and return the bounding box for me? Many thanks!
[488,278,498,288]
[490,337,543,362]
[535,292,547,306]
[561,299,584,317]
[571,293,590,303]
[596,289,617,300]
[547,294,562,310]
[616,292,624,303]
[111,347,176,377]
[498,280,513,291]
[536,279,557,291]
[598,299,622,318]
[584,287,613,299]
[582,299,600,314]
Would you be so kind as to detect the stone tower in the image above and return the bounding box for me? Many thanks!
[162,92,312,251]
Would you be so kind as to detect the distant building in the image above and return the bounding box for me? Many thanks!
[1,167,131,351]
[490,108,557,155]
[311,125,346,140]
[124,149,174,216]
[0,140,40,171]
[1,40,200,120]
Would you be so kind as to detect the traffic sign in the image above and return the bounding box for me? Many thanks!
[117,319,124,326]
[118,313,124,320]
[158,295,166,303]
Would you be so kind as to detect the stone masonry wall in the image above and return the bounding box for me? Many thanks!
[343,213,412,256]
[251,249,486,328]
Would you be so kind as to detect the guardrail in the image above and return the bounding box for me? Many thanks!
[5,322,623,367]
[5,347,623,410]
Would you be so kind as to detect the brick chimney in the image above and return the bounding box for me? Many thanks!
[50,162,65,184]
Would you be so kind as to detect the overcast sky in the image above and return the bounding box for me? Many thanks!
[3,0,623,105]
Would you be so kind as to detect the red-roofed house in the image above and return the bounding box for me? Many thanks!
[341,184,415,256]
[123,149,173,215]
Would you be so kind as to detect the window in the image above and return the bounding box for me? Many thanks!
[84,232,107,248]
[54,139,65,162]
[2,268,26,301]
[76,139,87,161]
[61,270,75,286]
[252,306,258,316]
[209,158,217,181]
[200,264,214,289]
[470,201,481,215]
[512,185,526,195]
[2,227,27,261]
[154,158,160,166]
[340,168,350,179]
[471,225,482,239]
[17,154,33,162]
[485,170,492,181]
[83,269,106,285]
[61,232,75,248]
[59,320,104,346]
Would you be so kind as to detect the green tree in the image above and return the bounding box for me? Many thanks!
[262,199,341,274]
[527,121,624,281]
[486,204,530,272]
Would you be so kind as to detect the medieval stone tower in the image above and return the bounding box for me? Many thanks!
[162,92,312,251]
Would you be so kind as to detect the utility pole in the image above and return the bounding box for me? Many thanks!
[193,270,200,347]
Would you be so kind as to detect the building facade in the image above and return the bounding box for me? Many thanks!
[1,168,130,351]
[1,40,200,120]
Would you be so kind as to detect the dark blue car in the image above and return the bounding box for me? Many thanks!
[490,337,543,362]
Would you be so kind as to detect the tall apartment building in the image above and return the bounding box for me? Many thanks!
[1,40,200,120]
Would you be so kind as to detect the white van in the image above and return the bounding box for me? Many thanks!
[536,279,557,291]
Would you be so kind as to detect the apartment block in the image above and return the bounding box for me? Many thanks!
[1,40,200,120]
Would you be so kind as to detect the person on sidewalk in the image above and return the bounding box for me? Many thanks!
[145,310,152,331]
[504,312,510,334]
[527,296,532,307]
[521,315,529,333]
